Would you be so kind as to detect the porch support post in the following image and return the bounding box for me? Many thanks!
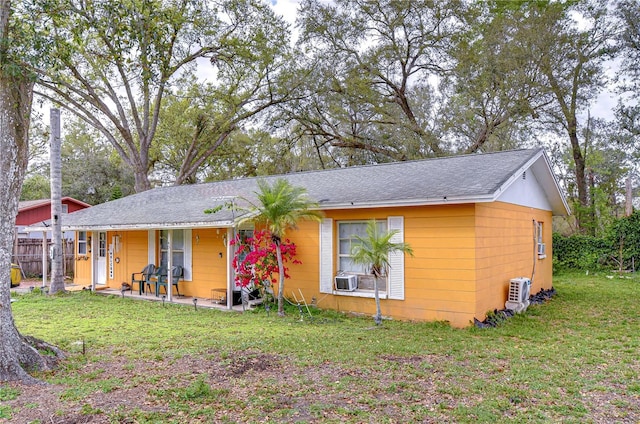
[90,231,96,292]
[41,231,47,288]
[226,227,233,310]
[167,229,173,302]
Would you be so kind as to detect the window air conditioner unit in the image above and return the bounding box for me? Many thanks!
[537,243,546,256]
[335,274,357,291]
[505,277,531,313]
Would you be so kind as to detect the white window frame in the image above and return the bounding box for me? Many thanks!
[77,231,87,255]
[536,221,546,259]
[151,229,193,281]
[319,217,405,300]
[98,232,107,258]
[160,229,185,269]
[337,220,387,276]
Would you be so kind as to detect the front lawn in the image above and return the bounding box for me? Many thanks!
[3,272,639,423]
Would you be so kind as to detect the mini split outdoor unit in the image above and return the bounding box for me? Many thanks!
[335,274,357,291]
[505,277,531,313]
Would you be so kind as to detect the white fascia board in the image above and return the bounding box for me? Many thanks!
[492,150,543,199]
[50,211,259,233]
[316,194,496,211]
[493,149,570,216]
[55,221,237,232]
[538,150,571,215]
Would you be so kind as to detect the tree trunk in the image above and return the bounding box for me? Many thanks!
[275,240,285,316]
[133,166,152,193]
[568,119,592,234]
[0,72,64,383]
[373,267,382,326]
[49,108,65,294]
[0,2,65,380]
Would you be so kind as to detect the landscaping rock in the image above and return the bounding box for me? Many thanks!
[474,287,556,328]
[529,287,556,305]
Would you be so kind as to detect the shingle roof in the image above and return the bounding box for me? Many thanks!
[50,148,568,231]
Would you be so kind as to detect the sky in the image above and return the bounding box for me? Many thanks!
[270,0,301,24]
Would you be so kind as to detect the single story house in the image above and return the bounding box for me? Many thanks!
[38,148,569,327]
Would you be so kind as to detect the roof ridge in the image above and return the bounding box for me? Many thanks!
[158,147,542,191]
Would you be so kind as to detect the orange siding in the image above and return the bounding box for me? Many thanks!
[285,205,479,328]
[74,235,91,286]
[106,231,149,290]
[474,202,553,319]
[190,228,228,298]
[282,220,322,301]
[73,200,555,329]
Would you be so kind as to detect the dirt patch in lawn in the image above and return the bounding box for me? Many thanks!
[2,348,638,423]
[0,350,444,423]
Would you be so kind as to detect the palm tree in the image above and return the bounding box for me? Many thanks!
[49,109,65,294]
[351,220,413,325]
[248,179,323,316]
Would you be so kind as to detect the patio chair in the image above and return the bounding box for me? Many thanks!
[130,264,156,295]
[241,286,263,310]
[155,265,184,297]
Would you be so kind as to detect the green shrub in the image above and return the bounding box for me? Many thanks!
[552,233,609,271]
[606,210,640,272]
[554,210,640,271]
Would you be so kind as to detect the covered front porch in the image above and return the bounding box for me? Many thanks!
[95,286,262,312]
[24,194,253,309]
[11,279,263,312]
[71,225,243,308]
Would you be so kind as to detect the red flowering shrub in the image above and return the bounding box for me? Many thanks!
[231,229,301,289]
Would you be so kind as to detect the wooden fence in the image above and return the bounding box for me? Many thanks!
[12,238,75,278]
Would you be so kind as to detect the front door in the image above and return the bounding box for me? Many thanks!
[96,231,107,285]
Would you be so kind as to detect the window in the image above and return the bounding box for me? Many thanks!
[149,229,192,281]
[237,228,254,263]
[320,217,405,299]
[78,231,87,255]
[536,221,546,258]
[338,221,387,275]
[98,232,107,258]
[62,204,68,213]
[160,229,184,269]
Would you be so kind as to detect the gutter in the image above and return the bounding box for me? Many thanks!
[314,194,497,211]
[28,220,238,233]
[28,195,501,232]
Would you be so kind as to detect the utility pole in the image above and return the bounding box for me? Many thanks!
[49,108,65,294]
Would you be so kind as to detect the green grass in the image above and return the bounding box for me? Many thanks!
[6,270,640,423]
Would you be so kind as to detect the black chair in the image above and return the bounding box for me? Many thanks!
[156,265,184,297]
[131,264,156,295]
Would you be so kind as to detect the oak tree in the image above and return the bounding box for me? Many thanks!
[0,0,64,383]
[287,0,466,164]
[34,0,294,192]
